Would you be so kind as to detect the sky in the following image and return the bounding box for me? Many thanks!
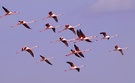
[0,0,135,83]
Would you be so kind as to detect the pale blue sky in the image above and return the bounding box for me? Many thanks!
[0,0,135,83]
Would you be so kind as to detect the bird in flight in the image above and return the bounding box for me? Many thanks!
[65,61,85,72]
[37,55,54,65]
[11,20,36,29]
[42,11,63,22]
[16,45,39,57]
[70,29,97,43]
[0,6,20,18]
[109,45,128,55]
[66,44,90,58]
[58,24,81,35]
[96,32,118,41]
[50,36,74,47]
[40,23,61,33]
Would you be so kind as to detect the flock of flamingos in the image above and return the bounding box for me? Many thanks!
[1,6,128,72]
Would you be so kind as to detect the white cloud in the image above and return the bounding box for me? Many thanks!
[89,0,135,14]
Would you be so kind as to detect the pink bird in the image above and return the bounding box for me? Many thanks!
[96,32,118,41]
[66,44,90,58]
[40,23,61,33]
[65,61,85,72]
[42,11,63,22]
[11,20,36,29]
[58,24,81,34]
[0,6,20,18]
[71,29,97,43]
[38,55,54,65]
[50,36,75,47]
[16,45,39,57]
[109,45,128,55]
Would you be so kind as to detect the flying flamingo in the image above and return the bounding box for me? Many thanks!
[109,45,128,55]
[59,37,69,47]
[16,45,39,57]
[40,23,61,33]
[71,29,97,43]
[11,20,36,29]
[96,32,118,41]
[0,6,20,18]
[42,11,63,22]
[66,44,90,58]
[50,36,74,47]
[65,61,85,72]
[37,55,54,65]
[58,24,81,35]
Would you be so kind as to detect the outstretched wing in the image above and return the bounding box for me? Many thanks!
[45,59,53,65]
[40,55,45,60]
[66,61,74,67]
[2,6,10,13]
[74,53,81,58]
[23,23,31,29]
[76,68,80,72]
[53,16,58,22]
[26,49,34,57]
[119,49,124,55]
[100,32,107,37]
[78,52,84,57]
[77,30,82,38]
[74,44,80,51]
[62,40,69,47]
[79,29,86,38]
[69,28,76,35]
[52,28,56,33]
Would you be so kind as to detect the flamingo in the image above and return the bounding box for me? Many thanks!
[66,44,90,58]
[50,36,75,47]
[38,55,54,65]
[65,61,85,72]
[97,32,118,41]
[42,11,63,22]
[71,29,97,43]
[11,20,36,29]
[59,37,69,47]
[58,24,81,35]
[109,45,128,55]
[0,6,20,18]
[16,45,39,57]
[40,23,61,33]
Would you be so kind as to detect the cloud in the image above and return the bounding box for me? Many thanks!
[89,0,135,14]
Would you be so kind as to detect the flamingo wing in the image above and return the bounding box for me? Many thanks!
[76,68,80,72]
[62,40,69,47]
[77,30,82,38]
[23,23,31,29]
[74,44,80,51]
[78,52,84,57]
[26,49,34,57]
[52,28,56,33]
[69,28,76,34]
[74,53,81,58]
[53,16,58,22]
[66,61,74,67]
[119,49,124,55]
[40,55,45,60]
[79,29,86,38]
[45,59,53,65]
[100,32,107,37]
[85,39,92,42]
[2,6,10,13]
